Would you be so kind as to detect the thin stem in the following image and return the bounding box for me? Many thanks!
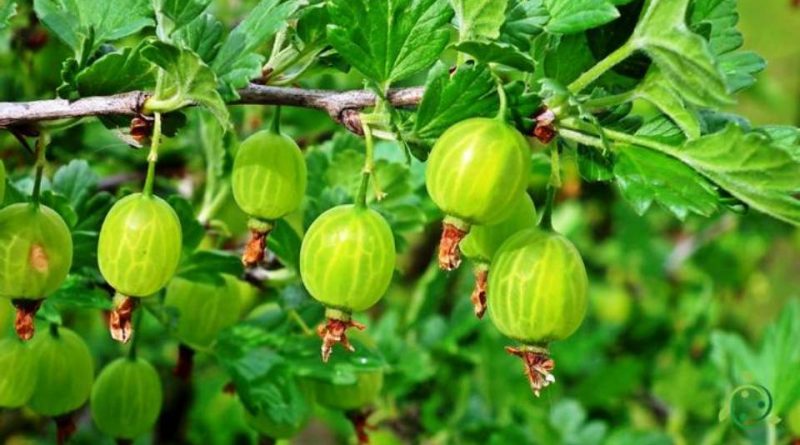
[766,420,776,445]
[269,106,281,134]
[558,128,607,150]
[356,114,384,206]
[128,310,144,361]
[198,185,230,225]
[142,112,163,197]
[494,74,508,121]
[31,135,48,207]
[287,309,314,336]
[560,117,679,157]
[540,186,555,231]
[568,42,635,94]
[582,90,637,110]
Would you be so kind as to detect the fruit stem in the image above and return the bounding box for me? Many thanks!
[269,106,282,134]
[568,41,634,94]
[128,309,143,360]
[288,309,314,336]
[31,134,48,207]
[540,186,555,231]
[493,74,508,121]
[142,112,163,197]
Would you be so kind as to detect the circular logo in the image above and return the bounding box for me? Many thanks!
[728,384,773,429]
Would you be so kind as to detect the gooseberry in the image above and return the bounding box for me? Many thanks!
[425,117,531,270]
[0,160,5,204]
[0,337,37,407]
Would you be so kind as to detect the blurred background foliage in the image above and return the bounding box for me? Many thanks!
[0,1,799,445]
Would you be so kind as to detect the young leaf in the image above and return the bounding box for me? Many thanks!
[451,0,509,41]
[499,0,547,50]
[454,40,535,71]
[174,13,224,63]
[544,0,619,34]
[633,69,700,139]
[326,0,453,87]
[52,160,99,209]
[154,0,212,35]
[33,0,153,53]
[629,0,731,107]
[178,250,244,284]
[211,0,301,99]
[142,41,229,124]
[413,62,498,143]
[614,145,718,219]
[75,41,157,97]
[670,125,800,225]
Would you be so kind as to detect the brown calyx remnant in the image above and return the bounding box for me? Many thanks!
[108,295,138,343]
[505,345,555,397]
[438,221,468,271]
[470,266,489,319]
[533,107,557,144]
[53,412,77,445]
[174,344,196,382]
[242,228,270,268]
[12,299,43,341]
[129,114,154,146]
[317,312,365,362]
[346,408,376,445]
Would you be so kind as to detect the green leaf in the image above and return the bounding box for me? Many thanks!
[451,0,509,41]
[267,219,303,271]
[634,69,700,139]
[33,0,153,53]
[154,0,212,35]
[454,40,535,71]
[544,0,619,34]
[44,275,113,311]
[326,0,453,86]
[499,0,547,51]
[173,13,224,63]
[211,0,301,100]
[167,195,204,253]
[576,145,614,181]
[178,250,243,284]
[75,41,157,97]
[142,41,229,124]
[413,62,498,143]
[630,0,731,107]
[670,124,800,225]
[52,160,99,209]
[614,145,718,219]
[0,2,16,30]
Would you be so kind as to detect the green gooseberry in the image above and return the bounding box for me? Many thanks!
[28,327,94,416]
[0,337,37,407]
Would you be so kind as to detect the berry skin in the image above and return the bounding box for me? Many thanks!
[98,193,182,298]
[164,274,242,350]
[460,194,536,318]
[424,118,531,270]
[91,357,163,440]
[0,203,73,299]
[0,160,5,204]
[299,204,395,361]
[0,337,37,407]
[304,368,384,412]
[28,327,94,416]
[487,228,588,397]
[232,129,307,267]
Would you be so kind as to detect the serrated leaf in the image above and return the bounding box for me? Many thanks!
[413,62,498,143]
[669,124,800,225]
[33,0,153,53]
[0,2,16,30]
[267,219,303,271]
[142,41,228,125]
[451,0,508,41]
[173,13,224,63]
[167,195,205,252]
[75,41,157,97]
[211,0,301,100]
[454,40,535,71]
[614,145,718,219]
[634,69,700,139]
[630,0,731,107]
[45,275,113,310]
[178,250,243,284]
[499,0,547,51]
[544,0,619,34]
[326,0,453,86]
[154,0,212,35]
[52,159,98,208]
[576,145,614,181]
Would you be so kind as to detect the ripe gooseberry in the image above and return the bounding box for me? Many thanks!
[164,274,242,350]
[98,192,182,342]
[232,108,307,268]
[0,337,37,408]
[28,326,94,416]
[0,203,73,340]
[91,357,163,440]
[0,160,5,203]
[460,193,536,318]
[487,228,588,397]
[425,117,531,271]
[299,204,395,361]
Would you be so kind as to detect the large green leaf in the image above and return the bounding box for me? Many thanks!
[173,13,224,64]
[451,0,509,41]
[143,41,228,125]
[211,0,301,99]
[544,0,619,34]
[671,125,800,225]
[0,1,16,30]
[326,0,453,86]
[634,69,700,139]
[154,0,212,36]
[33,0,153,53]
[630,0,731,107]
[75,41,157,97]
[499,0,547,50]
[453,40,535,71]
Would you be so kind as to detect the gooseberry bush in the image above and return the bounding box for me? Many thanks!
[1,0,800,444]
